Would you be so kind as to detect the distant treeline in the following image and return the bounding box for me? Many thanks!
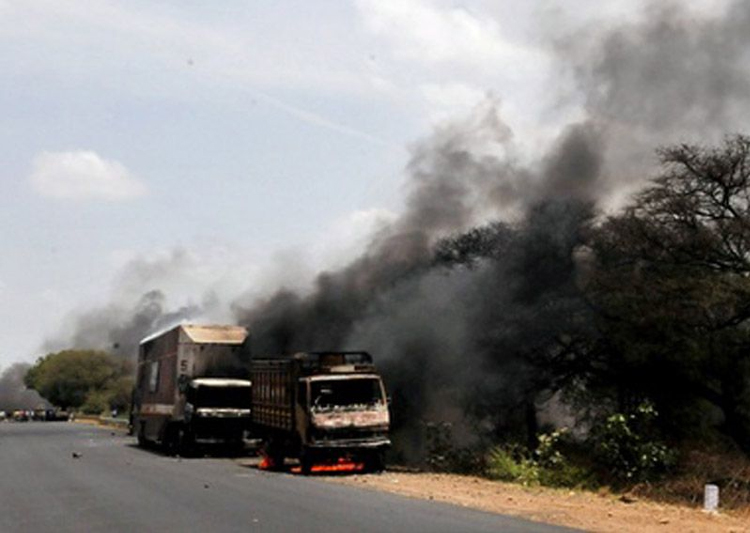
[24,350,133,415]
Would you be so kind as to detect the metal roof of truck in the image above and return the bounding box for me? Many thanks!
[140,324,248,345]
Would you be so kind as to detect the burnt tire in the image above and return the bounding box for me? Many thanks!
[365,451,385,473]
[262,439,286,470]
[299,450,316,475]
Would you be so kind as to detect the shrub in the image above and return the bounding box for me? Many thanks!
[486,446,540,485]
[538,459,592,488]
[484,429,594,488]
[590,401,677,483]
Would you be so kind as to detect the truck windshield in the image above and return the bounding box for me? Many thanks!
[311,378,384,412]
[193,386,251,409]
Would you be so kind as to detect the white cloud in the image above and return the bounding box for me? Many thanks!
[356,0,541,70]
[29,150,147,201]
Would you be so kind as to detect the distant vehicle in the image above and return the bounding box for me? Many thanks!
[130,324,252,454]
[0,411,6,421]
[13,410,28,422]
[47,409,70,421]
[251,351,390,473]
[37,408,68,421]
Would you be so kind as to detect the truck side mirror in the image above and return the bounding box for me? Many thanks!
[178,375,190,393]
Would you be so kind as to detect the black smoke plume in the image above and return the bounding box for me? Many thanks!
[43,250,204,361]
[235,0,750,456]
[31,0,750,458]
[235,101,600,456]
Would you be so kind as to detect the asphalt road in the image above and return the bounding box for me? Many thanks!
[0,422,581,533]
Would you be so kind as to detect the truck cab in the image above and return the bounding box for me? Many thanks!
[182,378,252,445]
[252,352,391,472]
[301,374,389,450]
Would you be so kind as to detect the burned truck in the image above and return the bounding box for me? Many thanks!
[130,324,252,453]
[251,351,390,472]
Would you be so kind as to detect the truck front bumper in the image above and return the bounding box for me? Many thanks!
[307,437,391,450]
[191,416,250,443]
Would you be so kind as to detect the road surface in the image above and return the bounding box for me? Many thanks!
[0,422,581,533]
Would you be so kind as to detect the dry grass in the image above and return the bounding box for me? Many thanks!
[329,470,750,533]
[630,446,750,514]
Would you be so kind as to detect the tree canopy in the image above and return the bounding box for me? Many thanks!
[24,350,132,413]
[433,135,750,454]
[586,135,750,449]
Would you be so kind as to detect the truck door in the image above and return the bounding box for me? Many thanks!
[295,380,309,445]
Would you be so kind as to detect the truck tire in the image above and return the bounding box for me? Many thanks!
[300,449,315,475]
[136,422,148,448]
[163,424,180,456]
[228,438,246,457]
[365,451,385,473]
[177,428,196,457]
[263,438,285,470]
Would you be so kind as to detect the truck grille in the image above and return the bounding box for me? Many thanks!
[312,427,386,442]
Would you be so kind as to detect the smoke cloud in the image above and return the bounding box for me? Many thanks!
[234,98,600,457]
[0,363,48,412]
[43,250,205,360]
[555,0,750,203]
[45,290,200,360]
[233,0,750,455]
[34,0,750,457]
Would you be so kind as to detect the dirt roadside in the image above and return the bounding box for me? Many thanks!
[326,470,750,533]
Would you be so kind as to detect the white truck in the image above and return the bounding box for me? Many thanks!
[130,324,252,454]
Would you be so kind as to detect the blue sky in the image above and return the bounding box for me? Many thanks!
[0,0,729,367]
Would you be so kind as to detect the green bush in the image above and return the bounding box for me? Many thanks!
[536,429,593,488]
[590,401,677,483]
[486,446,540,485]
[538,460,592,488]
[485,429,593,488]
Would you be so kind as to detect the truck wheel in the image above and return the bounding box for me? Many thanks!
[365,451,385,473]
[263,439,285,470]
[137,422,148,448]
[229,439,246,457]
[271,449,285,470]
[300,450,315,475]
[178,428,196,457]
[163,424,180,456]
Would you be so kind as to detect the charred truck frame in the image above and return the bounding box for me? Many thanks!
[130,324,251,453]
[251,352,390,472]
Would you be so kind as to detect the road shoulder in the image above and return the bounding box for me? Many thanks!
[326,470,750,533]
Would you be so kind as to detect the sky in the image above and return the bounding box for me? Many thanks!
[0,0,732,368]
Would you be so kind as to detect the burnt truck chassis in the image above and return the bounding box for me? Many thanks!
[251,352,390,473]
